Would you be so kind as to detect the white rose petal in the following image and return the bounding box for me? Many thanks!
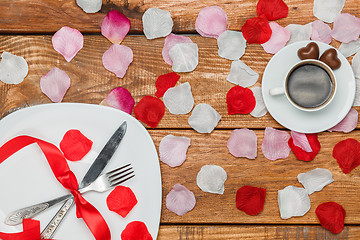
[313,0,345,23]
[197,165,227,194]
[354,78,360,106]
[286,24,312,45]
[163,82,194,114]
[169,43,199,73]
[338,38,360,57]
[227,60,259,87]
[0,51,28,84]
[76,0,102,13]
[352,51,360,79]
[188,103,221,134]
[142,8,173,40]
[297,168,334,195]
[278,186,311,219]
[250,87,267,118]
[217,30,247,60]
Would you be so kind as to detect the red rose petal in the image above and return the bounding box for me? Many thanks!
[106,186,137,218]
[256,0,288,21]
[236,185,266,216]
[316,202,346,234]
[60,129,93,161]
[134,96,165,128]
[226,86,256,115]
[288,134,321,162]
[241,15,272,44]
[333,138,360,174]
[155,72,180,98]
[121,221,153,240]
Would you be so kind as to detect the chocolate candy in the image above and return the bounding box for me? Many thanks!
[297,42,320,60]
[319,48,341,70]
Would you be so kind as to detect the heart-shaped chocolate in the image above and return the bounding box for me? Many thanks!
[297,42,320,60]
[319,48,341,70]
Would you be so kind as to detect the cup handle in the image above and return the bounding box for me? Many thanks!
[269,87,285,96]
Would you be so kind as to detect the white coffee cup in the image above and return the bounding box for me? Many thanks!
[269,59,336,112]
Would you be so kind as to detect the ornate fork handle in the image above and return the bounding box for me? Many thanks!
[40,198,74,239]
[5,194,72,225]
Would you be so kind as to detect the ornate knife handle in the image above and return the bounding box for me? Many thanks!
[40,198,74,239]
[5,194,72,226]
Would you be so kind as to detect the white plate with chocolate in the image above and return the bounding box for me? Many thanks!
[262,40,355,133]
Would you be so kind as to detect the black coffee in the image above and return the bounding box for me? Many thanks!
[287,64,333,108]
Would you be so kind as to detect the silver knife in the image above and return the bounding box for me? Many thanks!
[5,121,127,229]
[40,120,127,239]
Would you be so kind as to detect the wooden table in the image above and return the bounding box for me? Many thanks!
[0,0,359,239]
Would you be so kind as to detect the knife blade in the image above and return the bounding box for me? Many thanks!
[40,120,127,239]
[79,121,127,188]
[5,121,127,227]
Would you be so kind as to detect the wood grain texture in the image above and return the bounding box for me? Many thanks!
[0,35,359,129]
[0,0,358,33]
[148,130,360,224]
[158,225,360,239]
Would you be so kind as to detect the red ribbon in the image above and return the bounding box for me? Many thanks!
[0,219,41,240]
[0,136,111,240]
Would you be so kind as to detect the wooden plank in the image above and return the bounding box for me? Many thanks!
[158,225,360,239]
[0,35,358,129]
[148,130,360,224]
[0,0,358,33]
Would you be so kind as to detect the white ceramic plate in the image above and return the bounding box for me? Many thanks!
[262,41,356,133]
[0,103,161,240]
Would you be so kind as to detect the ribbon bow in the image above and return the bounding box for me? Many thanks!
[0,136,111,240]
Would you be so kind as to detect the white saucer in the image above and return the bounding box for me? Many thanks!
[262,41,356,133]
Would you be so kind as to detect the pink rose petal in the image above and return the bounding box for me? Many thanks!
[328,108,358,133]
[261,22,291,54]
[159,134,191,167]
[52,26,84,62]
[102,44,133,78]
[332,13,360,43]
[40,67,71,103]
[311,20,332,44]
[162,33,193,65]
[195,6,228,38]
[227,129,257,159]
[166,183,196,216]
[101,10,131,44]
[101,87,135,114]
[261,127,291,161]
[290,131,312,152]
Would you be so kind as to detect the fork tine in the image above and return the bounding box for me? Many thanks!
[110,170,134,184]
[108,166,133,180]
[106,163,131,176]
[110,174,135,187]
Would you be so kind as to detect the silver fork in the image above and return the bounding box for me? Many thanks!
[40,164,135,239]
[5,164,134,226]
